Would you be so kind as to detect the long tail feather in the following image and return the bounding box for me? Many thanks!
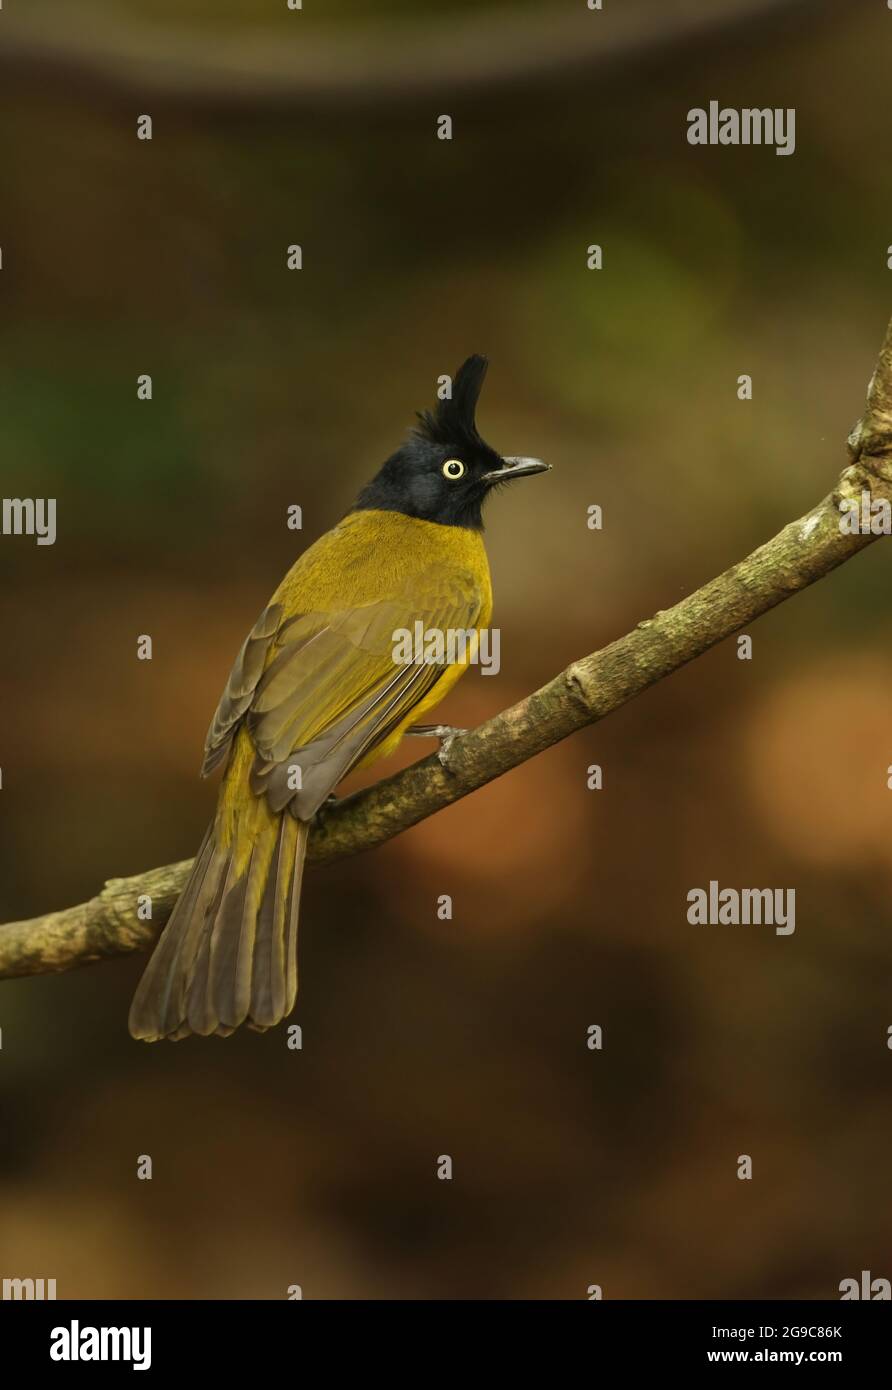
[128,813,308,1042]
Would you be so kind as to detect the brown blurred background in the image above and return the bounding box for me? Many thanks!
[1,0,891,1299]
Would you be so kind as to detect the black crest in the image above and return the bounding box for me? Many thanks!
[414,355,490,452]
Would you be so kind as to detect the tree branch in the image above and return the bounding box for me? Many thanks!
[0,0,830,115]
[2,315,891,982]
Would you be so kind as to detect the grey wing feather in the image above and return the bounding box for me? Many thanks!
[200,602,284,776]
[250,657,444,818]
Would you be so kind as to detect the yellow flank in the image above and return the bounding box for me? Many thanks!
[355,652,467,767]
[217,509,492,864]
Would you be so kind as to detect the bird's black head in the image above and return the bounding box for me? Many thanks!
[353,355,549,530]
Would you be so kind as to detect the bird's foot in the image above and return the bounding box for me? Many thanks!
[407,723,467,765]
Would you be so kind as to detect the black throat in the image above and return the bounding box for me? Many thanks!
[353,475,485,530]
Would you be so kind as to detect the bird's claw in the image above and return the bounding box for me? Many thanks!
[406,722,467,764]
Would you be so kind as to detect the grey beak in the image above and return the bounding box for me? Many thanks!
[481,456,551,483]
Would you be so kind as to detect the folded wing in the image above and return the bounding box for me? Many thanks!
[202,563,483,819]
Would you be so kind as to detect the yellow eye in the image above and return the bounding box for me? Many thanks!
[442,458,465,480]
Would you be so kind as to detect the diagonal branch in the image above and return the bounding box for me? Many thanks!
[2,314,891,981]
[0,0,832,115]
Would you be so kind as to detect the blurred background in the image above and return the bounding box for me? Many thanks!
[1,0,891,1299]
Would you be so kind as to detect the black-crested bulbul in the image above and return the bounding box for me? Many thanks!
[129,356,549,1041]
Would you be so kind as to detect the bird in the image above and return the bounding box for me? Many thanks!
[128,355,549,1041]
